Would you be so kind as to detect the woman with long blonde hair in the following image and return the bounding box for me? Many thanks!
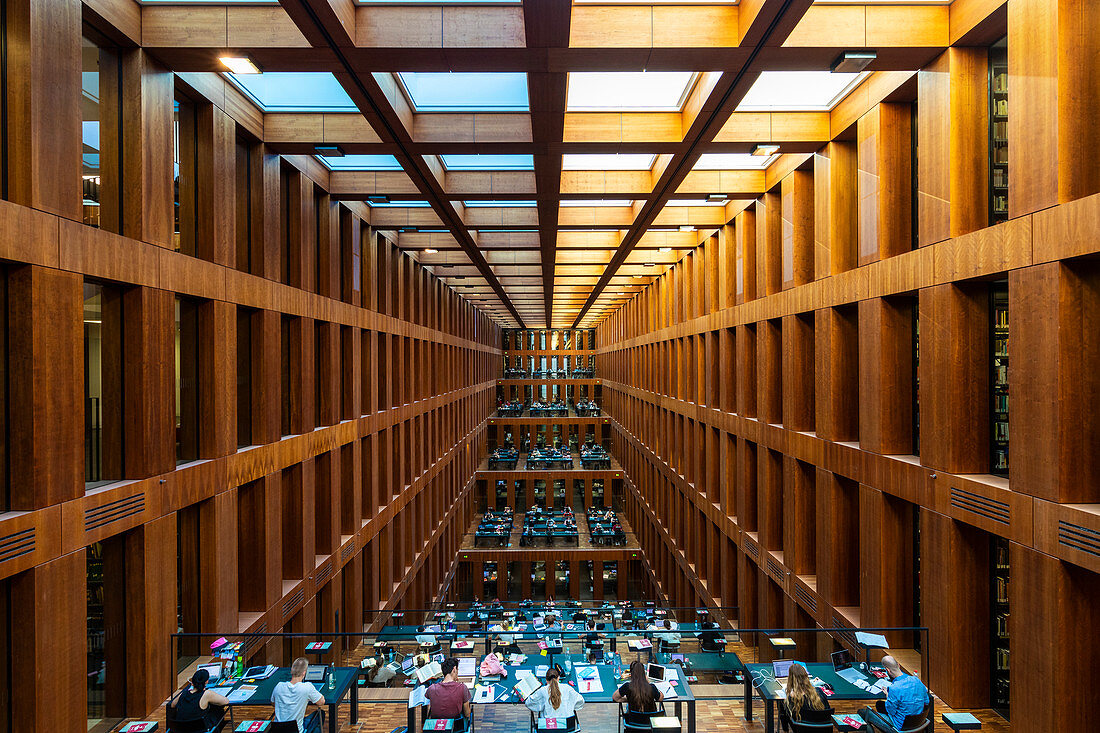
[781,663,832,730]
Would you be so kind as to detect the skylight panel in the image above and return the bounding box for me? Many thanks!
[567,72,697,112]
[464,200,537,207]
[737,71,865,111]
[440,155,534,170]
[667,199,726,206]
[398,73,529,112]
[225,72,357,112]
[319,155,403,171]
[694,153,775,169]
[368,200,431,207]
[560,200,634,207]
[562,154,656,171]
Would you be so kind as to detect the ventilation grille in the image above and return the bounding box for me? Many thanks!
[743,536,759,561]
[793,584,817,614]
[342,543,354,561]
[242,622,267,657]
[767,557,786,584]
[830,614,858,649]
[282,587,305,617]
[85,492,145,532]
[316,562,333,584]
[950,487,1009,525]
[1059,521,1100,558]
[0,528,35,563]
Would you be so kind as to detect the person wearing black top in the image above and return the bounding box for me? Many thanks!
[780,664,832,731]
[612,661,664,724]
[168,668,229,731]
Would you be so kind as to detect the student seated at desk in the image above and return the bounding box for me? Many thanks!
[654,619,680,649]
[272,658,326,733]
[612,661,664,721]
[426,659,472,726]
[525,666,585,722]
[779,664,832,732]
[858,656,930,733]
[168,668,229,732]
[366,656,396,687]
[698,621,726,652]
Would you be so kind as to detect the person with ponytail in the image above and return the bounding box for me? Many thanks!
[524,665,585,724]
[779,663,831,731]
[168,667,230,730]
[612,660,663,721]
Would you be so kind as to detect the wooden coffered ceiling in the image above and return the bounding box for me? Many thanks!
[133,0,996,329]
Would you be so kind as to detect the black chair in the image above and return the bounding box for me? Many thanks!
[619,703,667,732]
[864,703,932,733]
[788,720,833,732]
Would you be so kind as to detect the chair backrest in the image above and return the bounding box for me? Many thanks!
[900,703,933,732]
[267,722,298,733]
[167,719,209,733]
[624,706,665,727]
[789,721,834,732]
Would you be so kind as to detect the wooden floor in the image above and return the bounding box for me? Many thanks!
[460,512,641,551]
[131,632,1011,733]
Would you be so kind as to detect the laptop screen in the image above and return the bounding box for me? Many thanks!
[647,663,666,682]
[832,649,853,672]
[197,663,222,680]
[772,659,795,678]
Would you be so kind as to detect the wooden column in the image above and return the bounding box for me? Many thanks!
[1010,261,1100,502]
[735,207,757,303]
[252,310,282,445]
[1009,0,1100,215]
[196,105,235,267]
[8,266,83,509]
[199,490,239,632]
[5,0,81,220]
[200,299,236,458]
[858,297,915,456]
[781,169,814,290]
[816,470,859,610]
[919,283,989,474]
[122,286,175,478]
[120,49,174,247]
[858,103,913,265]
[858,486,914,648]
[10,551,86,732]
[917,47,989,246]
[781,312,814,432]
[814,141,857,277]
[920,509,990,708]
[124,514,177,714]
[814,306,859,443]
[757,192,782,297]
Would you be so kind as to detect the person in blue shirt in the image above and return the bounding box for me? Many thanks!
[859,656,930,732]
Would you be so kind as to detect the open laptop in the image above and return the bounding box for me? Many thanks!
[197,663,223,682]
[832,649,864,684]
[304,664,327,683]
[648,663,677,699]
[771,659,796,679]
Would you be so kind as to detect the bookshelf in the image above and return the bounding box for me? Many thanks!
[990,281,1009,476]
[989,38,1008,225]
[991,536,1010,719]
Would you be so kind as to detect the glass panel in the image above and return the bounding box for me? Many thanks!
[694,153,777,169]
[562,153,655,170]
[175,297,201,464]
[567,72,697,112]
[84,283,107,486]
[81,35,104,228]
[226,72,358,111]
[318,154,403,171]
[398,72,529,112]
[440,154,534,170]
[736,71,865,111]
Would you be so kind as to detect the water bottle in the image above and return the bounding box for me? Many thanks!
[327,666,336,691]
[612,653,622,679]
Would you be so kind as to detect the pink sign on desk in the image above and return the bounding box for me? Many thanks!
[543,718,561,729]
[236,722,270,733]
[120,723,158,732]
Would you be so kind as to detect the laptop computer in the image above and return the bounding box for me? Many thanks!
[772,659,796,679]
[832,649,865,684]
[304,664,327,683]
[646,663,666,683]
[197,663,223,681]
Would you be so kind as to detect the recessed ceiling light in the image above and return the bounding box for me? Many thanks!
[832,51,877,74]
[752,144,780,156]
[314,145,344,158]
[366,195,389,204]
[643,262,655,267]
[220,56,260,75]
[632,274,642,278]
[423,248,438,254]
[706,194,727,203]
[679,225,695,233]
[659,247,672,253]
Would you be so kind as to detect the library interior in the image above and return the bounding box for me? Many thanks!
[0,0,1097,732]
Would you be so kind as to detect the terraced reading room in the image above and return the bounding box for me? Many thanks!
[1,0,1097,732]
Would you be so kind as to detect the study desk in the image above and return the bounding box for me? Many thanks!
[743,663,887,733]
[402,654,696,733]
[579,455,611,470]
[210,666,358,733]
[474,530,511,547]
[487,456,519,470]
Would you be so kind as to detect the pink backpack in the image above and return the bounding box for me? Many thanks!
[479,653,506,677]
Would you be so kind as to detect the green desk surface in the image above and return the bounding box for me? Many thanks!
[745,663,887,702]
[654,651,744,673]
[472,654,693,704]
[212,667,357,706]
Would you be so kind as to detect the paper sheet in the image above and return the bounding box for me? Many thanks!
[225,685,258,704]
[574,666,603,694]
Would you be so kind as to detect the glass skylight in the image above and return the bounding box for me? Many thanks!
[440,155,534,170]
[562,154,656,171]
[464,200,537,207]
[318,155,403,171]
[368,200,431,207]
[226,72,357,112]
[560,200,634,207]
[667,199,726,206]
[737,71,865,111]
[694,153,775,169]
[398,73,529,112]
[567,72,698,112]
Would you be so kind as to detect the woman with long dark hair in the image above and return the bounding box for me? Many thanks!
[612,661,663,717]
[524,666,585,723]
[168,668,230,730]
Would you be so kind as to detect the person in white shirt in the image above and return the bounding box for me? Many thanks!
[272,658,325,733]
[524,666,585,724]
